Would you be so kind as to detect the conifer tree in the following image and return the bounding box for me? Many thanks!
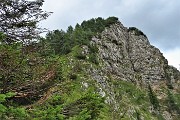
[0,0,51,43]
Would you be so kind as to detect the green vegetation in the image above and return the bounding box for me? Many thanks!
[0,24,113,119]
[0,1,179,119]
[111,80,158,119]
[0,0,51,43]
[28,88,110,120]
[148,84,160,111]
[166,89,180,115]
[45,17,119,55]
[128,27,147,38]
[0,92,29,119]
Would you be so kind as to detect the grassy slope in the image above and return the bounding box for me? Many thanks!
[26,46,161,120]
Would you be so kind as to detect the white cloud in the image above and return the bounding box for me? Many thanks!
[163,48,180,70]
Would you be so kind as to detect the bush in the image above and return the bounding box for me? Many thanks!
[105,17,119,27]
[128,27,147,38]
[75,53,86,60]
[0,92,29,119]
[69,73,77,80]
[89,45,98,53]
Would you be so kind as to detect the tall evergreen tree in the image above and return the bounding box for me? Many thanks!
[0,0,51,43]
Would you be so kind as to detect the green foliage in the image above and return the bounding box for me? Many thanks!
[63,88,109,120]
[21,50,110,119]
[29,95,64,120]
[0,92,15,102]
[72,46,86,60]
[1,16,180,120]
[0,0,51,43]
[69,73,77,80]
[0,32,6,42]
[135,109,141,120]
[27,87,110,120]
[128,27,147,38]
[105,16,119,27]
[0,92,29,119]
[0,42,55,92]
[88,44,98,53]
[0,33,61,105]
[44,17,118,55]
[37,37,55,57]
[110,80,158,119]
[148,84,160,110]
[8,107,29,119]
[75,52,86,60]
[174,93,180,108]
[45,30,71,55]
[166,89,180,114]
[113,80,148,105]
[0,43,25,92]
[88,53,99,65]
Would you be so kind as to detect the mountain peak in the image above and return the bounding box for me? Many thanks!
[91,20,179,87]
[1,17,179,119]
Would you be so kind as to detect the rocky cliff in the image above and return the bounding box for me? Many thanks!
[80,21,180,119]
[91,21,179,87]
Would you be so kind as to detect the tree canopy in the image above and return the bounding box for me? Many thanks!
[0,0,52,43]
[45,17,119,55]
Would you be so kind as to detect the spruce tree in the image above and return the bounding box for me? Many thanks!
[0,0,51,43]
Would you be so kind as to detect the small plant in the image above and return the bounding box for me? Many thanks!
[75,53,86,60]
[89,44,98,53]
[73,47,86,60]
[69,73,77,80]
[128,27,147,38]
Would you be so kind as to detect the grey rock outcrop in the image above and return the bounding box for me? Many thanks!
[83,21,180,119]
[90,21,179,89]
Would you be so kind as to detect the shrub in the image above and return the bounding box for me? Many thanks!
[105,17,119,27]
[69,73,77,80]
[89,45,98,53]
[75,53,86,60]
[128,27,147,38]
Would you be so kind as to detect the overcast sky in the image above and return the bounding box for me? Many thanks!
[41,0,180,70]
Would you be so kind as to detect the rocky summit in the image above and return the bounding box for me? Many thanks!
[81,20,180,119]
[0,17,180,120]
[90,21,179,92]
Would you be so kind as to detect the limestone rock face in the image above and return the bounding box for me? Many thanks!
[91,21,179,88]
[84,21,180,119]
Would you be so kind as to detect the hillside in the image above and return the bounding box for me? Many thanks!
[0,17,180,120]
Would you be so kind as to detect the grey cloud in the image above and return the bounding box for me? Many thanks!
[116,0,180,50]
[42,0,180,50]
